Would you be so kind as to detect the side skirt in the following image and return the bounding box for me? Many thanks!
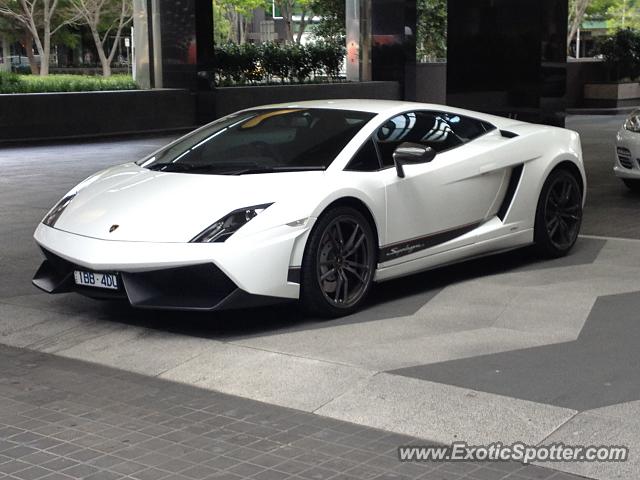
[374,229,534,283]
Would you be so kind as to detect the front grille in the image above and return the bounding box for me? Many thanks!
[617,147,633,169]
[122,264,237,310]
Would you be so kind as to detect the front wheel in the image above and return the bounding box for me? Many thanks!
[300,206,376,318]
[623,179,640,192]
[534,169,583,258]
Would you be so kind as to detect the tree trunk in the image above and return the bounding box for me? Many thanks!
[280,1,294,42]
[296,10,306,43]
[567,0,591,54]
[39,23,51,76]
[24,31,39,75]
[90,27,112,77]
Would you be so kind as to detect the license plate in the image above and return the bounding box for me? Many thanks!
[74,270,119,290]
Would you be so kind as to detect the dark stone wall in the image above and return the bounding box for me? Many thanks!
[566,60,608,108]
[415,63,447,105]
[0,90,196,143]
[0,82,400,142]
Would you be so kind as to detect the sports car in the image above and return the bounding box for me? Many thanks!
[33,100,586,317]
[615,109,640,191]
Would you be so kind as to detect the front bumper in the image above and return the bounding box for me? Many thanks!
[614,128,640,179]
[33,223,306,310]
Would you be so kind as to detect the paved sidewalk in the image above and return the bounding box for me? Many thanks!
[0,345,584,480]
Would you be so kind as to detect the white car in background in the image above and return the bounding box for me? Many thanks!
[33,100,586,317]
[615,110,640,191]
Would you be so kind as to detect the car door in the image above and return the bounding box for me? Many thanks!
[378,110,509,265]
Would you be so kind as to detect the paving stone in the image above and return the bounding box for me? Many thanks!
[0,343,585,480]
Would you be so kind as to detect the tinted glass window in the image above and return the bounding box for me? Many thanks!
[375,111,493,166]
[345,138,381,172]
[139,108,375,175]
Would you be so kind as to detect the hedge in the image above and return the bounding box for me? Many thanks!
[213,41,345,86]
[0,73,137,94]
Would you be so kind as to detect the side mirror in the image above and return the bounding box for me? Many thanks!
[392,142,436,178]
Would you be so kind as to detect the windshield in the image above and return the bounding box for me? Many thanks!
[138,108,375,175]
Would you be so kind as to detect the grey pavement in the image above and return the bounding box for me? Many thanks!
[1,116,639,480]
[569,114,640,239]
[0,344,582,480]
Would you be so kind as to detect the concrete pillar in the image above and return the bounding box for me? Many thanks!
[133,0,214,90]
[0,35,10,72]
[346,0,372,81]
[133,0,162,89]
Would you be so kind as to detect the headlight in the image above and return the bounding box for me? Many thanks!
[624,112,640,132]
[190,203,273,243]
[42,193,76,227]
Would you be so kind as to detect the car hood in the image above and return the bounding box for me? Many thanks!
[53,163,324,242]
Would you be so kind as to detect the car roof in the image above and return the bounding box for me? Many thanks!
[249,99,527,129]
[251,99,426,114]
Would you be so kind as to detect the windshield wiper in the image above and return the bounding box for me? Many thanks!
[146,163,325,175]
[229,166,326,175]
[146,162,215,172]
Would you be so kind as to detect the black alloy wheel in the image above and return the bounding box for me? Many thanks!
[300,206,375,318]
[535,169,583,257]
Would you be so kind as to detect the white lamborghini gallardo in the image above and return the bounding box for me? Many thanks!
[33,100,586,317]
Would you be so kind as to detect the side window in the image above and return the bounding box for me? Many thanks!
[374,111,495,167]
[439,113,495,142]
[345,138,381,172]
[375,111,464,167]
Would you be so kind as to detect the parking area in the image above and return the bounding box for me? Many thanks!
[1,115,639,480]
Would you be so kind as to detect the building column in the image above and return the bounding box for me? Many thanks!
[346,0,372,81]
[447,0,568,126]
[133,0,214,90]
[369,0,417,99]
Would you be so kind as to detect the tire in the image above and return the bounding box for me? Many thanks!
[534,168,583,258]
[300,206,376,318]
[623,179,640,192]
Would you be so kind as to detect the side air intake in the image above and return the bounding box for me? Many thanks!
[500,130,519,139]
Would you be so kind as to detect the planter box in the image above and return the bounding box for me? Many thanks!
[0,89,196,143]
[0,81,401,143]
[198,81,401,123]
[584,82,640,108]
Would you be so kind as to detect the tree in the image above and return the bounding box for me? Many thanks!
[274,0,311,43]
[217,0,265,44]
[213,0,231,45]
[310,0,344,42]
[416,0,446,62]
[66,0,132,76]
[0,0,78,75]
[568,0,593,51]
[604,0,640,30]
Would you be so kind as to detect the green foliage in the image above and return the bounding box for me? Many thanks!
[597,28,640,80]
[213,1,231,45]
[577,0,640,31]
[310,0,345,41]
[261,41,291,82]
[0,71,22,93]
[213,41,345,86]
[416,0,447,62]
[0,73,137,93]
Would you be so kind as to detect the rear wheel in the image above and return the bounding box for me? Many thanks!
[623,179,640,192]
[300,206,376,318]
[534,169,583,258]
